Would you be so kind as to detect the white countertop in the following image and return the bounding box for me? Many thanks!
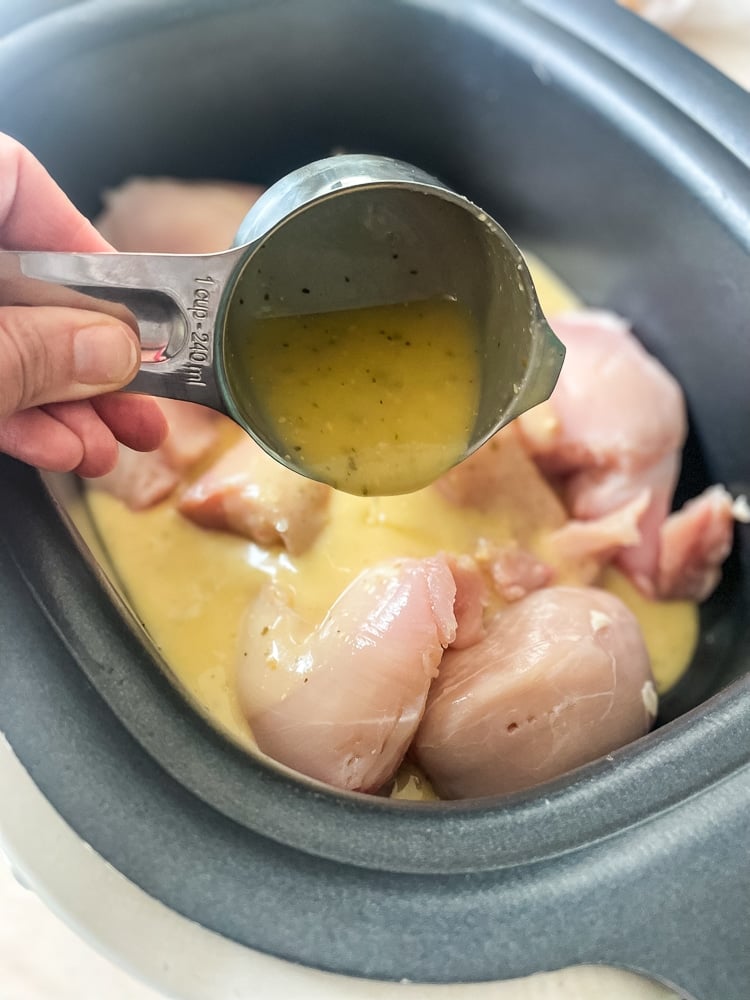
[0,737,677,1000]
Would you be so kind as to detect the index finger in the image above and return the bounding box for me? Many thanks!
[0,133,113,253]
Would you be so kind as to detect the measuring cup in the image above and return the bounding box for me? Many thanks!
[0,154,564,490]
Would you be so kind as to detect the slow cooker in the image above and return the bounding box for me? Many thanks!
[0,1,749,998]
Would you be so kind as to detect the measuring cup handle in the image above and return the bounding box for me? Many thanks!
[0,247,243,412]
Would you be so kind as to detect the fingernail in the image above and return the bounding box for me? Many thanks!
[74,324,138,385]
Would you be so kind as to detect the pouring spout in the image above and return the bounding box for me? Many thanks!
[511,316,566,418]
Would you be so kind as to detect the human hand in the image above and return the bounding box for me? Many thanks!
[0,134,168,477]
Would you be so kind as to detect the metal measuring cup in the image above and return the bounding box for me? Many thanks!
[0,154,564,488]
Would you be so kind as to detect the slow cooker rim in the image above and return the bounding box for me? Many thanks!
[524,0,750,171]
[2,0,750,990]
[0,0,748,880]
[2,0,748,255]
[4,457,750,990]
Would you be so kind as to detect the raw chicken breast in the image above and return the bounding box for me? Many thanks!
[92,400,220,510]
[517,312,687,478]
[179,435,331,555]
[542,490,651,585]
[90,445,180,511]
[518,310,742,600]
[565,452,680,591]
[238,556,457,793]
[158,399,223,467]
[435,423,567,532]
[474,540,554,603]
[96,177,264,253]
[414,587,656,799]
[657,485,739,601]
[515,310,740,599]
[446,554,488,649]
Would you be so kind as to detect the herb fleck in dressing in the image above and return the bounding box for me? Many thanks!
[226,297,481,495]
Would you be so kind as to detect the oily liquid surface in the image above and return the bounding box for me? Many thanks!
[225,298,481,496]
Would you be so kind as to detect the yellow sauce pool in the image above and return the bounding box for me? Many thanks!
[87,252,699,793]
[225,297,481,496]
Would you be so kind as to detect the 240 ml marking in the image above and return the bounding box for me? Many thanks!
[184,276,216,385]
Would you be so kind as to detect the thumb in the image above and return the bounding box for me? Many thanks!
[0,305,139,419]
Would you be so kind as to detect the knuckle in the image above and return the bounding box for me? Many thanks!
[0,308,52,414]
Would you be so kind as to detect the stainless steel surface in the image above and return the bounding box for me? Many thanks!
[0,154,564,486]
[0,246,238,411]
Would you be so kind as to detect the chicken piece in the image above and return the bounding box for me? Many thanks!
[179,435,331,556]
[238,556,457,793]
[158,399,223,468]
[435,423,567,532]
[96,177,264,253]
[91,400,221,510]
[518,312,687,477]
[542,490,651,586]
[657,485,742,601]
[413,587,656,799]
[90,445,181,511]
[475,539,554,603]
[446,554,488,649]
[565,453,680,592]
[515,311,739,598]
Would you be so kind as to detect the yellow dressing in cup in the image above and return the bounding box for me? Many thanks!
[224,297,481,496]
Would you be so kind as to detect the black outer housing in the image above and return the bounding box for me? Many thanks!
[0,1,749,997]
